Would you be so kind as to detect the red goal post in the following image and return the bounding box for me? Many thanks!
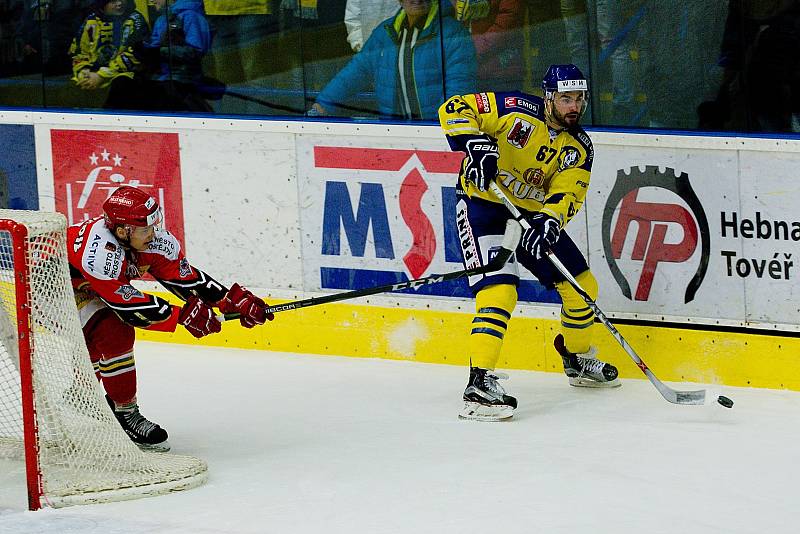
[0,209,207,509]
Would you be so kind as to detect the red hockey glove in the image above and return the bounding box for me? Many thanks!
[219,283,274,328]
[179,296,222,338]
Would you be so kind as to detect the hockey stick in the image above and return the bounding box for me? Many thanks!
[219,219,521,320]
[488,182,706,405]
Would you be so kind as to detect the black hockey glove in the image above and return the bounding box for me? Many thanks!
[521,213,561,259]
[463,136,499,192]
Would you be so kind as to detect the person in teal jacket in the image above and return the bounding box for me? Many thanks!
[310,0,476,120]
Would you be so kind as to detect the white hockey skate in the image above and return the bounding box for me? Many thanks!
[459,367,517,421]
[554,334,621,388]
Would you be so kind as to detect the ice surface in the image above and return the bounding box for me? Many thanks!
[1,341,797,534]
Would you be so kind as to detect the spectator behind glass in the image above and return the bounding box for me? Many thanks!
[699,0,800,132]
[641,0,726,130]
[455,0,524,91]
[141,0,213,111]
[343,0,521,91]
[344,0,399,52]
[310,0,476,120]
[19,1,95,76]
[203,1,278,114]
[558,0,637,126]
[69,0,149,108]
[280,0,350,97]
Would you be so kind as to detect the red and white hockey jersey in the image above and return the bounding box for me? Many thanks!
[67,217,228,331]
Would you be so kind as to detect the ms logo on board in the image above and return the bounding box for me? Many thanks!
[309,144,561,304]
[314,146,467,297]
[602,166,710,303]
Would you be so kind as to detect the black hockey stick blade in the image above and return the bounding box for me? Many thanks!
[220,219,521,320]
[487,182,706,406]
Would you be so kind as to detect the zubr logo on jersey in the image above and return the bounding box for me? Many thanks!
[310,145,469,297]
[51,130,186,244]
[602,166,710,303]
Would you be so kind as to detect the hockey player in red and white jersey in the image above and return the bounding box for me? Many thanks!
[68,186,272,451]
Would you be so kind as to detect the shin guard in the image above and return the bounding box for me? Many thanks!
[469,283,517,369]
[84,309,137,405]
[555,270,598,354]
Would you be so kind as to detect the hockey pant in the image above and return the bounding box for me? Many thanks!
[458,195,597,367]
[79,295,137,406]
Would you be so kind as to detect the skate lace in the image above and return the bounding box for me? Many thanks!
[578,357,605,376]
[122,407,158,437]
[483,371,509,396]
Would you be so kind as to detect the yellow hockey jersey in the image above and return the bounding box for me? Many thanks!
[438,91,594,229]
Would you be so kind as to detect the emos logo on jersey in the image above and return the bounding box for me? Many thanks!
[51,130,186,246]
[602,166,710,303]
[503,96,540,115]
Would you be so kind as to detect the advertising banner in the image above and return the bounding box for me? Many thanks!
[50,130,186,245]
[297,135,589,304]
[729,149,799,324]
[589,144,799,328]
[0,124,37,210]
[11,110,795,330]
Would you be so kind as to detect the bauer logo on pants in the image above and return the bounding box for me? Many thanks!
[602,166,710,303]
[51,129,186,247]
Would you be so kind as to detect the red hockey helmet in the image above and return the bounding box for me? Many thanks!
[103,186,163,228]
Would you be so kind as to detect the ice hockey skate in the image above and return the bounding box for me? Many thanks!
[554,334,621,388]
[106,395,170,452]
[459,367,517,421]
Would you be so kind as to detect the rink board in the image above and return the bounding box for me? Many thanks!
[136,291,800,391]
[1,109,799,390]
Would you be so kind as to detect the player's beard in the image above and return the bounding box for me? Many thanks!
[545,100,580,130]
[552,106,580,129]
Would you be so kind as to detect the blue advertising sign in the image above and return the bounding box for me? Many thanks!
[0,125,38,210]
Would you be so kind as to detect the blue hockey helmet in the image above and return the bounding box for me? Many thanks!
[542,64,588,125]
[542,64,588,95]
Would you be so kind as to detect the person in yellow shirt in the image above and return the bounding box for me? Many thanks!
[69,0,150,109]
[438,64,620,421]
[204,0,277,105]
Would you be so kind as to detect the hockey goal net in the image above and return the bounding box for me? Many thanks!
[0,209,207,509]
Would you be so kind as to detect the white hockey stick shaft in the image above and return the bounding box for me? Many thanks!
[488,182,705,405]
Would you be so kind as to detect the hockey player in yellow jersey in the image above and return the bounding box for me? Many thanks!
[438,64,620,421]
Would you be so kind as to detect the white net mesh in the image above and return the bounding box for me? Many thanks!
[0,209,207,508]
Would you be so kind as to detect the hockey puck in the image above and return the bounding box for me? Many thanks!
[717,395,734,409]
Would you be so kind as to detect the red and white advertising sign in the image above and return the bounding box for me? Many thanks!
[51,130,186,244]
